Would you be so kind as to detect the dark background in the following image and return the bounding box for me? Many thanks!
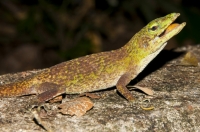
[0,0,199,74]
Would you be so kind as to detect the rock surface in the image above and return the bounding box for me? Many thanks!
[0,45,200,132]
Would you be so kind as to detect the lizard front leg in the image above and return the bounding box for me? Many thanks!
[116,73,135,102]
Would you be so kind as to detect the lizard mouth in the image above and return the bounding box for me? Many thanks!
[151,21,186,52]
[159,22,186,38]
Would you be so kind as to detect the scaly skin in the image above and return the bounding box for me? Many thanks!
[0,13,186,102]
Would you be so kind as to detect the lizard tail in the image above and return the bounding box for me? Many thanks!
[0,81,35,97]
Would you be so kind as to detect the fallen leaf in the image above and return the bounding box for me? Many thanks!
[180,52,199,66]
[58,97,93,117]
[186,104,193,112]
[49,96,63,103]
[140,106,154,110]
[127,85,154,95]
[195,78,200,83]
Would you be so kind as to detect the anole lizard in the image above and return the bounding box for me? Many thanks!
[0,13,185,103]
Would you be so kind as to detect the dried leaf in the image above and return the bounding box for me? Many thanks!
[79,93,101,99]
[58,97,93,117]
[127,85,154,95]
[140,106,154,110]
[49,96,63,103]
[181,52,199,66]
[196,78,200,83]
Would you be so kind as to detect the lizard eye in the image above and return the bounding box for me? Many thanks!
[150,26,158,31]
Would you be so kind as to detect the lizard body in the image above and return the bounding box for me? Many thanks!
[0,13,186,102]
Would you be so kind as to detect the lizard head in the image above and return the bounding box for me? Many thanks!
[135,13,186,55]
[140,13,186,53]
[124,13,186,74]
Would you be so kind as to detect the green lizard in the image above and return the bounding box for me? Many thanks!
[0,13,185,102]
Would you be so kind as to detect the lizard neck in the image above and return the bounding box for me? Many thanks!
[116,34,141,75]
[121,34,141,58]
[118,33,166,76]
[120,33,143,61]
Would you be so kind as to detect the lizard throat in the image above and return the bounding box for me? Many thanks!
[137,42,167,75]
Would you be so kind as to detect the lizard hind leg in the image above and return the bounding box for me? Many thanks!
[36,82,65,103]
